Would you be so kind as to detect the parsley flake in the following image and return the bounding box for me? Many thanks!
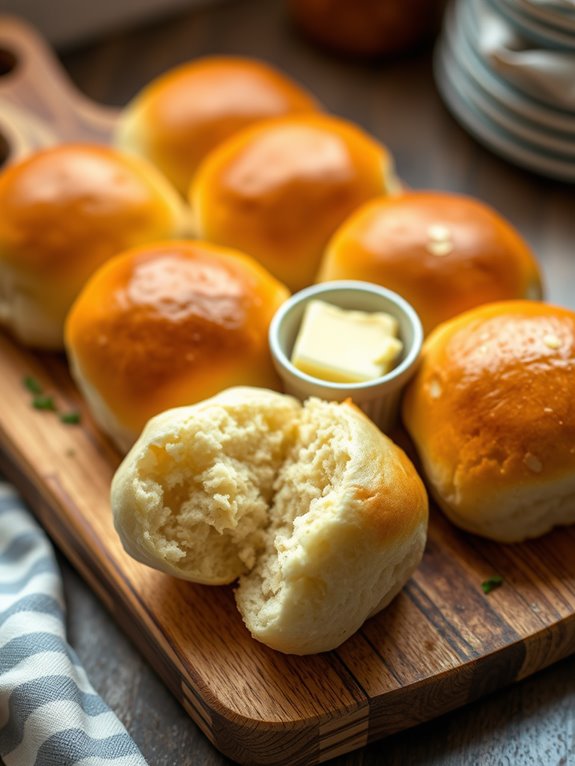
[481,575,504,595]
[32,395,56,411]
[60,411,81,425]
[23,376,43,395]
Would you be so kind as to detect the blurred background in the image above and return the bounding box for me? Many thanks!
[4,0,571,300]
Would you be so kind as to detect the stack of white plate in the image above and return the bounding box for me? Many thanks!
[434,0,575,181]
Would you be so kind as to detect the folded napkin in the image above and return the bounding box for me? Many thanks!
[0,481,149,766]
[510,0,575,25]
[527,0,575,11]
[472,0,575,109]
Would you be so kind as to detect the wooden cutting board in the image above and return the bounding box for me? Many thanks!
[1,15,575,766]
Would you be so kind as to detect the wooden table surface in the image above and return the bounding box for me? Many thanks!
[9,0,575,763]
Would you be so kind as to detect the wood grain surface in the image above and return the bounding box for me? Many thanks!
[0,16,116,161]
[1,2,575,765]
[1,331,574,766]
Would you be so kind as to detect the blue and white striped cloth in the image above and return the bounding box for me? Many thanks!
[0,481,148,766]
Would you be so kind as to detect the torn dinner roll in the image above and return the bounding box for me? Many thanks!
[111,388,428,654]
[402,301,575,542]
[0,144,187,349]
[65,242,289,453]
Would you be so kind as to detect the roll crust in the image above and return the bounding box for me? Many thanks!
[192,114,398,291]
[116,56,319,194]
[65,242,289,452]
[402,300,575,541]
[0,144,186,348]
[318,191,543,334]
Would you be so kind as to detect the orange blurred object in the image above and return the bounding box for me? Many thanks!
[288,0,446,58]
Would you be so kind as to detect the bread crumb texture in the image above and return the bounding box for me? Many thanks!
[115,389,298,583]
[111,387,428,654]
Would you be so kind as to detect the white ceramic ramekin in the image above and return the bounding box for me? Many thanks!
[268,281,423,432]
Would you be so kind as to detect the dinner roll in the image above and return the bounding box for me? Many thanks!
[111,387,428,654]
[65,242,289,453]
[318,191,543,334]
[116,57,319,194]
[191,114,398,291]
[402,301,575,542]
[0,144,187,349]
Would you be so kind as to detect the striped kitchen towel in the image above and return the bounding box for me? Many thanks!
[0,481,149,766]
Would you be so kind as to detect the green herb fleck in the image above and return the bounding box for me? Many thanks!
[32,395,56,411]
[23,376,43,394]
[65,447,76,458]
[481,575,504,595]
[60,411,81,425]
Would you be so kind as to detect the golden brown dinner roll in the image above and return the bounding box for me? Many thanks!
[65,242,289,453]
[0,144,187,349]
[111,387,428,654]
[402,301,575,542]
[318,191,543,334]
[191,114,398,291]
[116,56,319,195]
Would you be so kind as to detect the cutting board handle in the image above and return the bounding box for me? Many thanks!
[0,15,118,166]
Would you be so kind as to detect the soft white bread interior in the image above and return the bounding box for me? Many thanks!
[111,387,428,654]
[235,395,428,654]
[112,388,300,583]
[402,300,575,542]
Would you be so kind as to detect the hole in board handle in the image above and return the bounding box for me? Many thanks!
[0,131,9,169]
[0,47,20,168]
[0,47,18,77]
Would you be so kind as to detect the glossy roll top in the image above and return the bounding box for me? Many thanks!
[0,144,186,349]
[65,241,289,452]
[116,56,319,194]
[318,191,543,334]
[192,113,398,292]
[402,300,575,541]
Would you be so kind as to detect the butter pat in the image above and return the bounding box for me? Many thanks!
[291,300,403,383]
